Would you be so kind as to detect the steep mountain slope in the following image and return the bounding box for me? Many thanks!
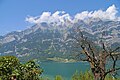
[0,18,120,61]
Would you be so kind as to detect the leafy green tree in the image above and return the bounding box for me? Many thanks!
[0,56,43,80]
[20,60,43,80]
[0,56,19,80]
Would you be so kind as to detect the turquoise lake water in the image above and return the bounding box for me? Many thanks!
[40,62,90,80]
[40,61,120,80]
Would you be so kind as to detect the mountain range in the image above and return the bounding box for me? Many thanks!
[0,18,120,62]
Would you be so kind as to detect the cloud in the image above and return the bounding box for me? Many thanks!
[26,11,72,25]
[25,16,37,23]
[26,5,120,25]
[74,5,119,21]
[38,12,51,23]
[26,12,51,23]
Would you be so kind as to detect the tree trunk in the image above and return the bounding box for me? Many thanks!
[100,76,105,80]
[92,72,105,80]
[91,52,107,80]
[94,73,100,80]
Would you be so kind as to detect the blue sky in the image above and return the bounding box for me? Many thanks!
[0,0,120,36]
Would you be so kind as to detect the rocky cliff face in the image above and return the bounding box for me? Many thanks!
[0,18,120,61]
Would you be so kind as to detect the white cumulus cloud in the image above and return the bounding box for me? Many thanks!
[26,11,72,25]
[26,5,120,25]
[74,5,119,21]
[26,12,51,23]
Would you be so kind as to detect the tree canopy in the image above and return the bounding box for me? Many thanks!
[0,56,43,80]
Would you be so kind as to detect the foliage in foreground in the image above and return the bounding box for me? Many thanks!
[0,56,120,80]
[72,71,120,80]
[40,71,120,80]
[0,56,43,80]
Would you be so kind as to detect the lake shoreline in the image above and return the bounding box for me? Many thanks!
[47,57,77,63]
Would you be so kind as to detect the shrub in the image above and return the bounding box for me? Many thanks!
[0,56,43,80]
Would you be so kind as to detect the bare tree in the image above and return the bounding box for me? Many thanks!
[70,27,120,80]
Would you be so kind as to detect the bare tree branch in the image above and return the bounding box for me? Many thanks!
[105,68,120,76]
[110,47,120,53]
[71,27,120,80]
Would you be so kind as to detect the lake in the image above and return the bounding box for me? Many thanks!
[40,62,90,80]
[40,61,120,80]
